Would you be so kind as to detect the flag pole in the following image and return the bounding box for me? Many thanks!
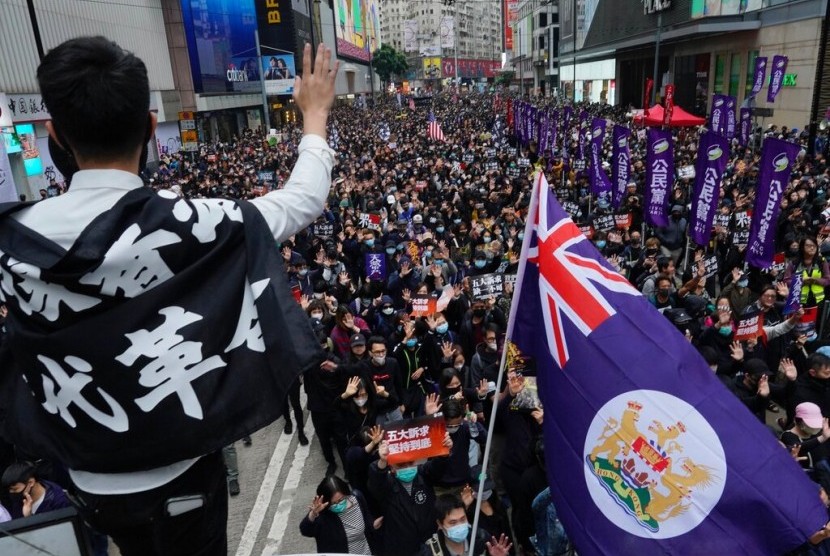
[468,170,543,556]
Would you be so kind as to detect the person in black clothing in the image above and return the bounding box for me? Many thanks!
[726,357,797,423]
[781,402,830,480]
[460,476,513,555]
[368,398,452,556]
[361,336,405,424]
[394,321,430,417]
[282,378,308,446]
[499,371,544,555]
[794,353,830,418]
[307,328,350,477]
[418,494,512,556]
[433,399,486,494]
[344,425,384,515]
[299,475,380,554]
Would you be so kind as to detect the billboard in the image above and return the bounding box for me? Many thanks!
[334,0,381,62]
[691,0,763,17]
[180,0,297,95]
[263,54,297,95]
[423,57,442,79]
[404,20,418,52]
[505,0,518,51]
[442,59,503,79]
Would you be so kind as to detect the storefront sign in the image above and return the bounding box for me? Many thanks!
[644,0,671,15]
[178,111,198,152]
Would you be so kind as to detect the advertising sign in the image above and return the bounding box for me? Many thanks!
[423,57,442,79]
[404,20,418,52]
[178,111,198,152]
[262,54,296,95]
[334,0,380,62]
[505,0,518,51]
[692,0,763,18]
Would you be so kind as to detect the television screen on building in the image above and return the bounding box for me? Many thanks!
[334,0,380,62]
[691,0,762,18]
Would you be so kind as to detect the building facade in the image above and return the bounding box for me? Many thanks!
[510,0,561,96]
[380,0,503,84]
[559,0,829,129]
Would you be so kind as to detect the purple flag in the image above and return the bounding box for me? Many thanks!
[746,137,801,268]
[365,253,386,281]
[612,125,631,210]
[552,109,560,150]
[689,132,729,246]
[525,105,534,146]
[508,171,827,556]
[739,108,752,147]
[750,56,767,98]
[710,94,726,135]
[725,97,737,140]
[767,55,788,103]
[783,272,803,315]
[563,106,573,132]
[645,128,673,227]
[590,119,612,202]
[539,110,549,153]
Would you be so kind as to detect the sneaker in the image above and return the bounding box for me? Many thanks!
[284,420,293,435]
[298,431,309,446]
[242,435,252,446]
[326,462,337,476]
[228,477,240,496]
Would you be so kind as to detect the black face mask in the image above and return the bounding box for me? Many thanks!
[472,308,486,318]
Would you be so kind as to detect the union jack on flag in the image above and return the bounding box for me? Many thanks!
[427,111,445,142]
[525,172,639,368]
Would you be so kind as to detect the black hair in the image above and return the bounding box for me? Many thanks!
[439,367,461,391]
[435,494,466,523]
[37,37,150,161]
[367,335,386,351]
[316,475,351,503]
[443,398,465,420]
[809,353,830,372]
[656,256,672,272]
[1,462,36,489]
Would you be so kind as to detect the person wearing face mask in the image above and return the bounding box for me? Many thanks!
[288,254,315,296]
[368,423,454,556]
[432,400,487,496]
[394,321,430,417]
[423,312,459,379]
[338,376,384,455]
[460,300,506,362]
[720,268,754,323]
[419,495,512,556]
[300,475,380,554]
[459,475,513,555]
[781,402,830,476]
[648,275,680,311]
[1,461,71,519]
[331,306,372,360]
[726,357,797,423]
[470,324,503,388]
[360,337,404,425]
[469,249,495,277]
[655,205,687,267]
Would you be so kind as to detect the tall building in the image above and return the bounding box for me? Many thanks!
[380,0,503,82]
[510,0,560,96]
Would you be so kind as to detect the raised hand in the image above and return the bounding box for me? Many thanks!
[780,358,798,381]
[441,340,455,359]
[460,484,474,508]
[729,341,743,362]
[308,494,329,520]
[344,376,360,398]
[293,43,339,139]
[378,439,389,462]
[339,270,350,285]
[373,380,388,398]
[757,374,770,397]
[425,392,442,415]
[486,534,513,556]
[402,288,412,303]
[477,378,489,398]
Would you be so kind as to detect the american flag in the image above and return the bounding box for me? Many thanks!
[427,111,445,141]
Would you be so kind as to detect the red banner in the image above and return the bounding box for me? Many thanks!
[663,84,675,126]
[441,59,502,79]
[384,415,449,465]
[643,78,654,115]
[505,0,517,51]
[410,295,438,317]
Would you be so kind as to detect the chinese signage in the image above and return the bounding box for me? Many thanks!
[178,111,198,152]
[384,414,449,465]
[411,295,437,317]
[471,273,505,300]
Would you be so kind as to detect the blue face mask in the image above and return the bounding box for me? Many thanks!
[518,233,525,240]
[474,260,486,269]
[329,499,348,514]
[736,278,749,288]
[483,237,492,243]
[436,323,449,334]
[595,240,607,249]
[365,239,375,248]
[397,244,406,251]
[435,259,444,266]
[436,226,445,233]
[453,218,462,224]
[445,523,470,543]
[396,467,418,482]
[718,326,732,336]
[425,250,433,258]
[386,248,396,255]
[406,338,418,348]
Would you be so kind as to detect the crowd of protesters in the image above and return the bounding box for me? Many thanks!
[3,85,830,555]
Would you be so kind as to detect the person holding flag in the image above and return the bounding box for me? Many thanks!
[468,169,830,556]
[783,237,830,332]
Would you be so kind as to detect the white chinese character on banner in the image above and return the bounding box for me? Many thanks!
[171,198,243,243]
[116,307,226,419]
[80,224,180,297]
[2,257,100,321]
[388,442,402,454]
[225,278,270,353]
[38,355,129,432]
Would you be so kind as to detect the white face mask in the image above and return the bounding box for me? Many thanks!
[311,312,324,320]
[487,342,498,351]
[354,397,368,407]
[373,356,386,366]
[454,363,464,370]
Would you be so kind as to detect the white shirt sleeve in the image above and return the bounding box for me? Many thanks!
[250,133,335,243]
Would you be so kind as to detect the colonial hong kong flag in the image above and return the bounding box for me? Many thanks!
[507,171,826,555]
[427,111,445,141]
